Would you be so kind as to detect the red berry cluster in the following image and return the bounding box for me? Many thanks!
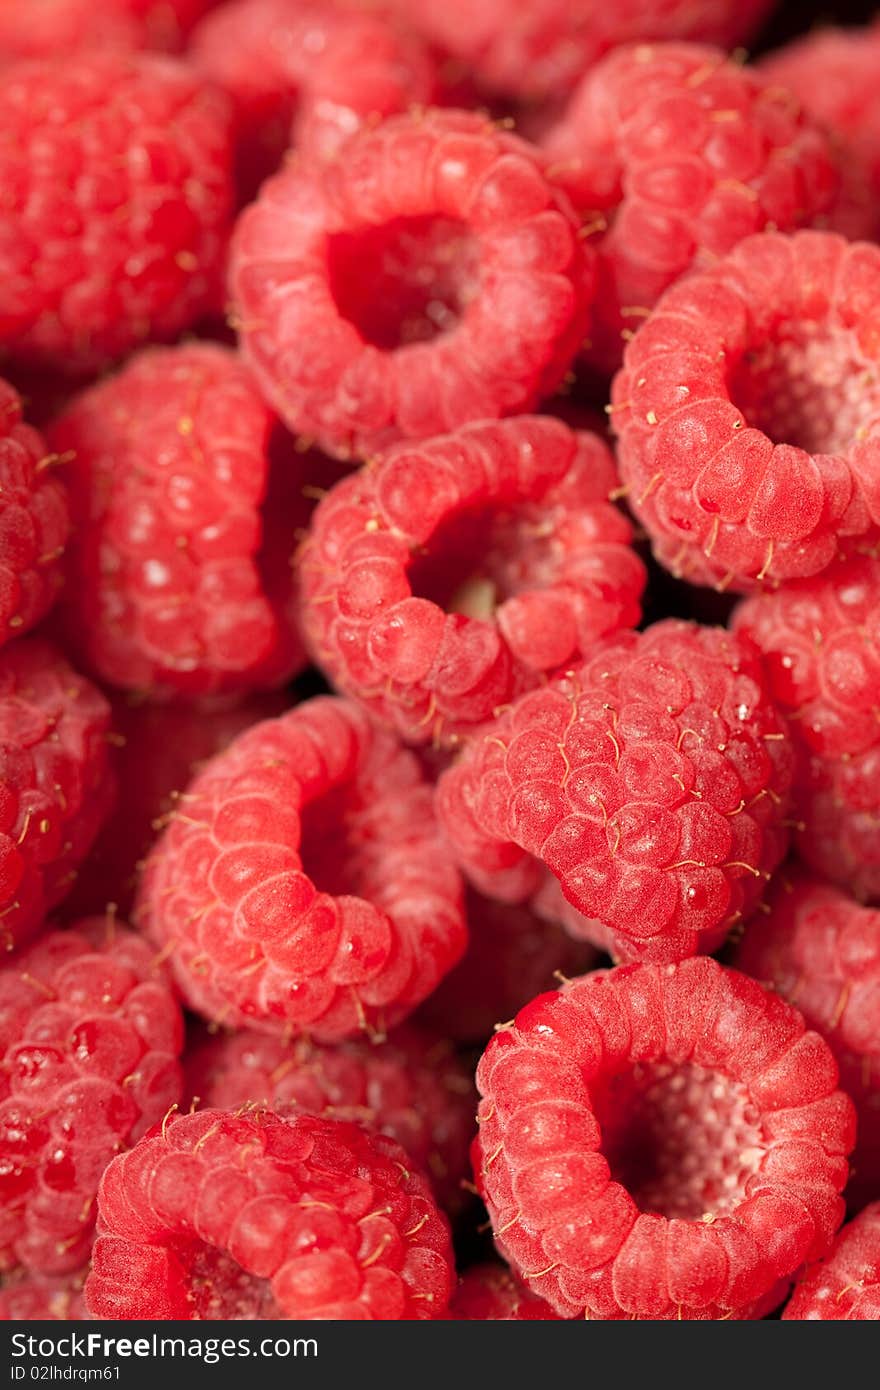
[1,0,880,1327]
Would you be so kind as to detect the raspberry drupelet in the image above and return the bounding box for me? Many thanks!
[783,1203,880,1320]
[229,108,595,460]
[761,23,880,242]
[137,696,466,1039]
[0,639,113,953]
[542,42,839,374]
[610,230,880,593]
[0,0,215,62]
[185,1023,475,1216]
[0,1268,88,1320]
[733,867,880,1209]
[191,0,435,192]
[298,416,644,745]
[0,53,233,374]
[475,958,855,1320]
[733,552,880,902]
[50,344,306,700]
[0,918,184,1275]
[396,0,774,104]
[419,886,597,1045]
[0,376,68,649]
[450,1263,560,1319]
[85,1107,455,1319]
[436,620,794,964]
[64,691,289,921]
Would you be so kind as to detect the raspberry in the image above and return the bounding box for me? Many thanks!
[50,344,306,699]
[0,376,68,649]
[0,54,233,373]
[299,416,644,744]
[84,1107,455,1319]
[0,918,184,1275]
[436,620,793,963]
[783,1203,880,1320]
[396,0,774,103]
[733,552,880,901]
[191,0,435,195]
[65,691,289,920]
[733,867,880,1209]
[475,958,854,1319]
[761,23,880,242]
[137,696,466,1039]
[230,108,595,459]
[610,229,880,592]
[0,1,215,62]
[0,1268,88,1320]
[419,886,597,1044]
[185,1023,475,1215]
[0,639,113,953]
[543,43,839,374]
[450,1262,560,1319]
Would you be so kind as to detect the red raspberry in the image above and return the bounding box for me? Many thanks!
[761,23,880,242]
[436,620,793,963]
[450,1262,560,1320]
[610,229,880,592]
[185,1023,475,1216]
[65,691,289,920]
[0,918,184,1275]
[230,108,595,460]
[395,0,774,103]
[191,0,435,194]
[543,43,839,374]
[50,344,306,699]
[0,1268,88,1320]
[419,886,597,1045]
[733,867,880,1209]
[475,958,854,1319]
[733,552,880,901]
[85,1107,454,1319]
[783,1203,880,1320]
[0,1,215,62]
[0,639,113,953]
[137,696,466,1039]
[0,376,68,649]
[0,54,233,373]
[299,416,644,744]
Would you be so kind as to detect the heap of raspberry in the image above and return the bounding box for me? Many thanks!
[137,696,466,1038]
[436,620,793,963]
[783,1203,880,1320]
[230,108,595,459]
[0,639,113,952]
[191,0,435,189]
[396,0,774,103]
[733,867,880,1208]
[542,43,838,374]
[85,1107,454,1319]
[0,53,233,373]
[50,344,306,700]
[185,1023,475,1216]
[0,1269,87,1320]
[733,552,880,901]
[0,375,68,648]
[611,229,880,592]
[65,691,287,921]
[299,416,644,744]
[475,957,854,1319]
[450,1263,560,1320]
[419,886,597,1045]
[0,0,214,62]
[761,23,880,242]
[0,918,184,1275]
